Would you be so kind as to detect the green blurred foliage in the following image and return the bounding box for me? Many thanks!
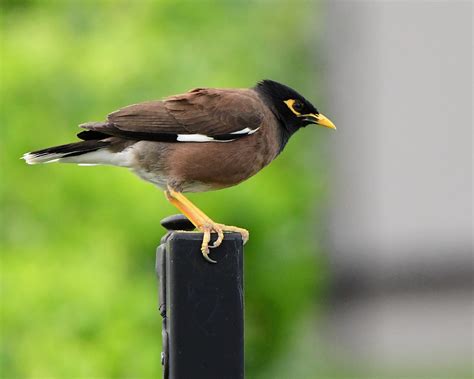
[1,1,332,378]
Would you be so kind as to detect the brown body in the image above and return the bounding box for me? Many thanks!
[130,100,280,192]
[76,87,283,192]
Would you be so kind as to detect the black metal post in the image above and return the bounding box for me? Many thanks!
[156,215,244,379]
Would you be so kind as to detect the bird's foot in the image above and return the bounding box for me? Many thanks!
[199,222,249,263]
[164,186,248,263]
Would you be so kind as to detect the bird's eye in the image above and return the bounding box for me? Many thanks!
[292,100,304,113]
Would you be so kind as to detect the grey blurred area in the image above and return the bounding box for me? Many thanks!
[324,0,472,377]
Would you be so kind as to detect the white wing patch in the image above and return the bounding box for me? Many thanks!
[176,126,260,143]
[230,127,260,135]
[176,134,215,142]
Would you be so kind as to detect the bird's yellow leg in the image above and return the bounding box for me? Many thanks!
[165,186,249,263]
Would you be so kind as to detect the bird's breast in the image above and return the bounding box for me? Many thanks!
[167,124,280,192]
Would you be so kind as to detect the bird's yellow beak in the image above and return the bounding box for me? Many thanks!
[310,113,336,130]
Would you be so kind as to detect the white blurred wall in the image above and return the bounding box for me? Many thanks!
[324,1,472,376]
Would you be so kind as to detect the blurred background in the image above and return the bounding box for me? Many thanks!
[0,1,471,378]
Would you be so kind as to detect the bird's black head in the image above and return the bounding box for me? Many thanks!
[254,80,335,142]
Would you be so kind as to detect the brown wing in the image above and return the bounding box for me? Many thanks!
[80,88,264,141]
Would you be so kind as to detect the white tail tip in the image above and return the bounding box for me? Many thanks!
[22,152,60,165]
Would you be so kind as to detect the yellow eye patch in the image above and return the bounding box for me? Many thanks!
[284,99,302,116]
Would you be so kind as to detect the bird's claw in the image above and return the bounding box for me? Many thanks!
[209,226,225,249]
[198,222,249,263]
[201,248,217,264]
[200,226,217,263]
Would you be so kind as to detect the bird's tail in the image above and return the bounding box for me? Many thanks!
[22,140,110,165]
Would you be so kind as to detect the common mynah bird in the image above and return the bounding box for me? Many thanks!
[23,80,335,262]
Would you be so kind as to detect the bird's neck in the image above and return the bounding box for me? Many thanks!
[254,89,301,153]
[274,120,293,154]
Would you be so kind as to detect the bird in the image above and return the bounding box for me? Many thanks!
[23,79,335,263]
